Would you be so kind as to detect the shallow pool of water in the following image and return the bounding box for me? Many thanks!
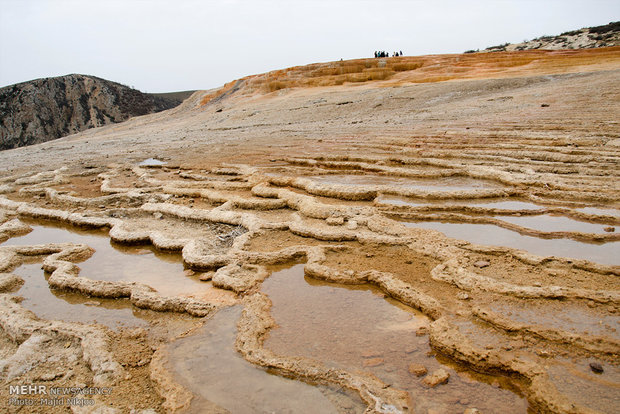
[499,214,611,234]
[2,222,213,297]
[11,262,150,328]
[547,358,620,413]
[576,207,620,218]
[307,174,501,192]
[471,200,545,210]
[261,265,528,414]
[405,221,619,266]
[377,196,543,210]
[167,305,364,413]
[489,301,620,340]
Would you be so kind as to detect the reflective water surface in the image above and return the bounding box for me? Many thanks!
[307,174,502,192]
[377,196,543,210]
[11,262,150,328]
[499,214,611,234]
[167,306,364,413]
[404,221,619,266]
[262,265,528,414]
[3,222,213,297]
[576,207,620,217]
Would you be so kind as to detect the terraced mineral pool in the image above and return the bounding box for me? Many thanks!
[8,262,150,328]
[306,174,502,191]
[547,357,620,413]
[167,306,365,413]
[2,221,220,297]
[445,318,620,412]
[489,301,620,339]
[261,264,528,414]
[576,207,620,218]
[498,214,612,234]
[377,196,544,210]
[405,222,619,266]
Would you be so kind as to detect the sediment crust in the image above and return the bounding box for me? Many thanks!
[0,273,24,292]
[0,218,31,242]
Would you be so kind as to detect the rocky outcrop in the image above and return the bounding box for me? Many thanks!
[479,21,620,53]
[0,74,181,150]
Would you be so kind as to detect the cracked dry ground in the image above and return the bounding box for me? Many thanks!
[0,60,619,413]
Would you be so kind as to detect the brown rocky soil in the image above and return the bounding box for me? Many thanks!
[0,47,619,413]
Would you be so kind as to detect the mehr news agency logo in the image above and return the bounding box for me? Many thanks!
[8,384,112,407]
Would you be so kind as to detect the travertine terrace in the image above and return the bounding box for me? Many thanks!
[1,47,619,413]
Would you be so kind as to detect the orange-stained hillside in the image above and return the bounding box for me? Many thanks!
[201,47,620,105]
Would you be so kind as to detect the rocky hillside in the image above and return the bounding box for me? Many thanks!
[0,74,181,150]
[473,21,620,53]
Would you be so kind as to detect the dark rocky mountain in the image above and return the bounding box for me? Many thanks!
[0,74,182,150]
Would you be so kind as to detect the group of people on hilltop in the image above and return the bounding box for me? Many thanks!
[374,50,403,58]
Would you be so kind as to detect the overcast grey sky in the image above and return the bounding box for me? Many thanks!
[1,0,618,92]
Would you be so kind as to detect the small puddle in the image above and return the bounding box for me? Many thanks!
[377,196,543,210]
[498,214,611,234]
[2,222,216,297]
[262,264,528,414]
[139,158,167,167]
[167,306,364,413]
[306,174,501,191]
[405,222,619,266]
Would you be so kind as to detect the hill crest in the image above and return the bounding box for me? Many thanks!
[0,74,180,150]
